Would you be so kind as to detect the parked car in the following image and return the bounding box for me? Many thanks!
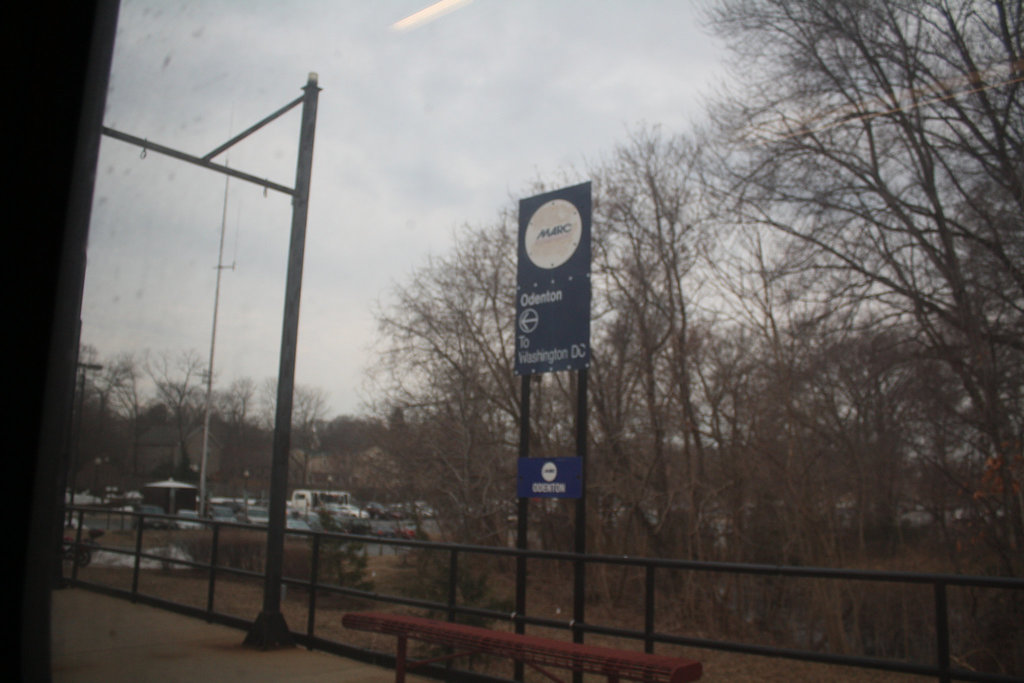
[244,506,269,525]
[210,505,237,523]
[385,501,435,520]
[135,504,170,529]
[374,524,416,539]
[324,503,369,519]
[363,501,386,519]
[413,501,436,518]
[288,510,322,531]
[174,509,203,529]
[384,503,409,520]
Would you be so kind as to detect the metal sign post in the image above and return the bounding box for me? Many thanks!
[513,182,591,680]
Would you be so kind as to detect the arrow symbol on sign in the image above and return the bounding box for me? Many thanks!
[518,308,539,334]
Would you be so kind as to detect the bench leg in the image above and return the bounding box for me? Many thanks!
[395,634,407,683]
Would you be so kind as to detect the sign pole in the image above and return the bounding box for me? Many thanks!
[573,367,588,645]
[513,374,530,682]
[513,182,591,681]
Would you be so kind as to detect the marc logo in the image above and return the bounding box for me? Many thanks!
[525,199,582,269]
[536,223,572,240]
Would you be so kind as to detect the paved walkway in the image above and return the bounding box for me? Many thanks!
[51,588,423,682]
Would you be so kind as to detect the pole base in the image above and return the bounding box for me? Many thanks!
[244,611,294,649]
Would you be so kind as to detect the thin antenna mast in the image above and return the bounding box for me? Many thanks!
[199,163,232,516]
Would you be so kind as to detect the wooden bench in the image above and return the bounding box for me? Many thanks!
[342,611,702,683]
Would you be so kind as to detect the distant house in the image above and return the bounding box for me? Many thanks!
[346,446,395,490]
[304,450,344,487]
[136,426,181,476]
[136,425,222,478]
[303,446,397,491]
[185,427,223,477]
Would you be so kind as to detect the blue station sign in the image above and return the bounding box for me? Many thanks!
[517,457,583,499]
[515,182,591,375]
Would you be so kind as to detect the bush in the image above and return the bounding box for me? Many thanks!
[316,511,374,591]
[407,550,512,626]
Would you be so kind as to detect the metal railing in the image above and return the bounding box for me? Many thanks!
[61,505,1024,683]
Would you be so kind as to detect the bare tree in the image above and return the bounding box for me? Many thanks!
[708,0,1024,571]
[373,218,521,544]
[213,377,269,487]
[292,385,329,486]
[219,377,256,427]
[145,349,206,477]
[590,127,714,559]
[256,378,331,487]
[95,353,144,482]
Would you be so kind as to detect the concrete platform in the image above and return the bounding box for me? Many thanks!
[51,588,423,682]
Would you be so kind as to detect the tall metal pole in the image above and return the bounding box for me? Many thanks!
[245,72,320,649]
[572,367,589,683]
[96,74,319,647]
[514,374,531,682]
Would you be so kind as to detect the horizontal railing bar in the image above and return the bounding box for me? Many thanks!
[67,505,1024,589]
[317,526,1024,589]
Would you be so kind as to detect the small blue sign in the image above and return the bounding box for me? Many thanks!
[517,457,582,499]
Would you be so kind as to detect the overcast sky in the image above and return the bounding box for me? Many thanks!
[82,0,729,417]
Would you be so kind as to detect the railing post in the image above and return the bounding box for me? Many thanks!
[131,517,144,599]
[644,564,655,654]
[206,524,220,617]
[934,581,951,683]
[396,633,408,683]
[446,548,460,673]
[70,509,85,582]
[307,534,321,640]
[447,548,459,622]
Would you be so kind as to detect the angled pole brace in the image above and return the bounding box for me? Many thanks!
[201,94,304,161]
[101,95,303,196]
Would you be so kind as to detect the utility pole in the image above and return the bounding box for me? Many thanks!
[99,73,321,649]
[245,72,320,649]
[67,361,103,513]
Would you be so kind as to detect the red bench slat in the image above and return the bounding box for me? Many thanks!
[342,611,702,683]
